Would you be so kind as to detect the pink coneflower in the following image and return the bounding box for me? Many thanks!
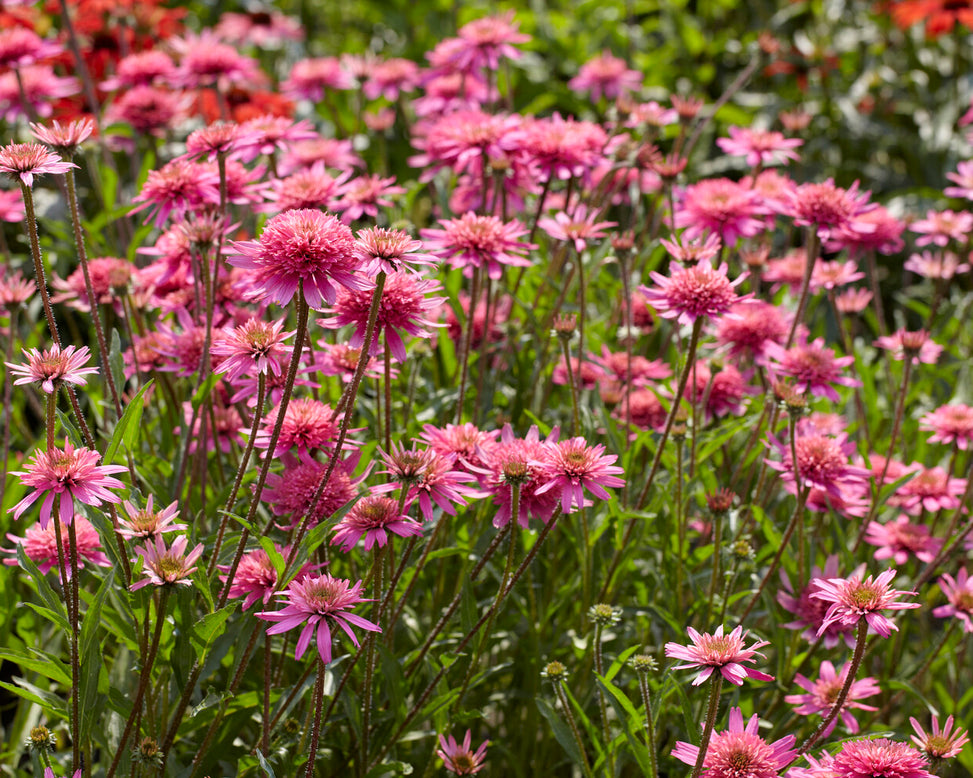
[715,300,790,360]
[874,329,942,365]
[131,535,204,591]
[230,208,367,310]
[811,568,920,638]
[783,179,875,241]
[672,708,796,778]
[829,738,934,778]
[282,57,353,101]
[785,660,879,736]
[0,270,32,307]
[220,545,293,611]
[932,568,973,632]
[538,206,617,253]
[552,355,607,389]
[263,163,347,214]
[354,226,437,276]
[0,189,24,223]
[811,259,864,291]
[239,115,317,159]
[263,454,364,530]
[828,204,906,256]
[320,271,445,363]
[4,515,109,580]
[910,209,973,247]
[766,431,871,501]
[639,261,746,326]
[763,337,859,402]
[180,121,258,163]
[865,515,942,564]
[659,232,722,264]
[419,422,500,475]
[105,85,191,136]
[688,362,753,420]
[213,10,304,48]
[117,496,186,542]
[455,11,529,71]
[279,138,363,175]
[664,625,774,686]
[778,557,861,648]
[763,249,808,293]
[623,388,668,432]
[920,403,973,449]
[152,314,208,378]
[520,114,608,183]
[437,730,490,775]
[717,126,803,166]
[409,109,523,181]
[51,256,135,313]
[674,178,765,245]
[12,442,126,528]
[331,494,422,552]
[363,57,419,101]
[6,344,98,395]
[181,397,244,455]
[100,50,177,91]
[212,317,294,383]
[130,159,221,227]
[892,465,965,514]
[376,444,478,521]
[944,160,973,199]
[421,212,532,280]
[904,250,969,280]
[170,31,264,90]
[332,173,405,223]
[593,347,671,385]
[0,65,79,123]
[254,398,346,463]
[910,715,970,760]
[316,342,384,383]
[534,437,624,514]
[568,51,642,101]
[0,142,75,187]
[29,118,95,156]
[835,288,873,314]
[0,28,61,69]
[625,100,679,128]
[257,573,380,664]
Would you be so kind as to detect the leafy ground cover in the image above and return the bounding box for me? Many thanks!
[0,0,971,776]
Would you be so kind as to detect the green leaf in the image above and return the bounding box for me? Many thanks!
[258,536,286,581]
[190,605,237,661]
[109,329,125,405]
[16,547,70,635]
[0,678,68,718]
[0,647,71,686]
[104,380,152,465]
[596,673,654,776]
[256,750,278,777]
[536,696,587,773]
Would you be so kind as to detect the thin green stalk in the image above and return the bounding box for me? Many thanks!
[455,265,482,423]
[553,678,594,778]
[637,670,658,778]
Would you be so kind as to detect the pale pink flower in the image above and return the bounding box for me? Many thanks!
[363,57,419,100]
[131,535,204,590]
[874,329,942,365]
[437,730,490,775]
[664,625,773,686]
[625,100,679,128]
[282,57,353,101]
[828,203,906,255]
[170,31,264,90]
[785,660,879,736]
[535,437,625,514]
[12,442,126,528]
[455,11,529,71]
[0,65,78,122]
[660,232,722,264]
[778,556,861,648]
[892,465,965,514]
[674,178,765,245]
[29,118,95,155]
[279,138,363,175]
[811,259,864,291]
[904,250,969,279]
[6,344,97,395]
[51,256,136,313]
[910,715,970,760]
[829,738,934,778]
[920,404,973,449]
[910,209,973,247]
[623,388,667,432]
[763,337,859,402]
[354,226,437,276]
[257,573,380,664]
[640,261,746,325]
[835,288,873,314]
[315,343,384,384]
[100,50,176,91]
[688,362,754,420]
[865,515,942,564]
[213,10,304,48]
[331,495,422,552]
[118,495,186,542]
[538,206,617,252]
[4,515,109,580]
[945,160,973,199]
[0,189,24,222]
[229,208,367,310]
[717,126,803,166]
[332,173,405,223]
[212,317,294,383]
[715,300,790,359]
[0,142,74,187]
[811,569,920,638]
[421,212,533,280]
[568,51,642,101]
[932,568,973,632]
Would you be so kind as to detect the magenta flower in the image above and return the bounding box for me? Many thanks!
[332,173,405,223]
[811,569,920,638]
[212,318,294,384]
[910,715,970,760]
[0,142,75,187]
[778,558,861,649]
[118,495,186,542]
[674,178,765,245]
[920,404,973,450]
[100,50,176,91]
[671,708,796,778]
[537,206,617,252]
[437,730,490,775]
[375,444,479,521]
[363,57,419,100]
[664,625,774,686]
[0,66,79,123]
[660,232,722,264]
[456,11,529,70]
[0,27,62,69]
[230,208,368,310]
[535,437,625,514]
[6,344,98,395]
[220,545,309,611]
[282,56,353,100]
[4,515,110,580]
[874,329,943,365]
[257,573,381,664]
[419,422,500,476]
[829,738,935,778]
[30,118,95,155]
[945,160,973,199]
[763,337,859,402]
[640,261,746,326]
[11,442,127,528]
[568,51,642,101]
[892,465,965,515]
[715,300,790,360]
[421,212,533,280]
[130,159,221,227]
[932,568,973,632]
[331,495,423,552]
[263,454,364,531]
[131,535,204,590]
[864,515,942,565]
[520,114,608,183]
[765,431,871,501]
[254,398,348,463]
[354,226,437,276]
[784,660,879,737]
[783,178,875,241]
[717,126,803,166]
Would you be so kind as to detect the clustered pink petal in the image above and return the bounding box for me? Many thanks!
[437,730,490,775]
[810,569,920,638]
[0,142,75,187]
[827,737,935,778]
[131,535,204,590]
[6,344,98,395]
[920,404,973,449]
[664,625,774,686]
[212,318,294,383]
[910,715,970,760]
[4,515,110,581]
[421,212,533,280]
[640,262,746,325]
[932,568,973,632]
[535,437,625,514]
[716,125,803,166]
[568,51,642,101]
[784,660,879,737]
[118,496,186,542]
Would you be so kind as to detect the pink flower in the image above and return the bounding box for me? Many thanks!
[763,337,859,402]
[874,329,942,365]
[6,344,98,395]
[765,431,871,501]
[0,27,62,69]
[910,715,970,760]
[456,11,529,71]
[827,203,906,255]
[0,65,78,123]
[640,261,746,325]
[11,442,127,529]
[363,57,419,100]
[932,568,973,632]
[282,57,353,100]
[626,100,679,128]
[100,50,176,91]
[375,444,478,520]
[254,398,346,463]
[785,660,879,736]
[419,422,500,476]
[131,535,204,590]
[354,227,437,276]
[674,178,765,245]
[910,209,973,247]
[664,625,774,686]
[920,403,973,449]
[811,569,920,638]
[783,179,875,241]
[118,495,186,542]
[0,142,75,187]
[778,556,861,648]
[535,437,625,514]
[257,573,381,664]
[945,160,973,199]
[714,300,790,359]
[568,51,642,101]
[105,85,191,136]
[279,137,362,175]
[810,259,864,292]
[521,114,608,183]
[332,174,405,223]
[717,126,803,166]
[671,708,796,778]
[537,206,617,252]
[263,455,364,530]
[331,495,423,552]
[212,318,294,384]
[409,109,523,181]
[829,738,934,778]
[835,288,873,314]
[4,515,110,580]
[904,250,969,280]
[437,730,490,775]
[130,160,221,227]
[219,546,291,611]
[170,31,264,90]
[660,232,722,263]
[230,208,367,310]
[421,212,533,280]
[865,515,942,564]
[30,118,95,155]
[892,465,965,514]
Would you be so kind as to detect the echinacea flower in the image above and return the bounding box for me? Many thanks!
[765,431,871,501]
[932,568,973,632]
[11,442,127,528]
[29,118,95,155]
[537,206,617,253]
[810,569,920,638]
[674,178,765,245]
[910,715,970,760]
[0,142,75,187]
[664,625,774,686]
[375,444,478,521]
[568,51,642,101]
[639,262,746,326]
[874,330,943,365]
[828,737,935,778]
[920,404,973,449]
[212,317,294,383]
[131,535,204,590]
[437,730,490,775]
[864,516,942,565]
[6,344,98,395]
[263,454,364,530]
[118,496,186,542]
[717,126,803,166]
[535,437,625,514]
[763,337,859,402]
[220,545,307,611]
[671,707,797,778]
[354,226,437,276]
[331,494,423,552]
[421,212,533,280]
[257,573,380,664]
[4,515,110,580]
[784,660,879,736]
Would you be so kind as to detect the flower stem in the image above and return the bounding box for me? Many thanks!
[559,334,581,436]
[554,677,594,778]
[455,265,482,423]
[690,674,724,778]
[637,671,658,778]
[20,182,62,346]
[303,658,327,778]
[359,545,386,773]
